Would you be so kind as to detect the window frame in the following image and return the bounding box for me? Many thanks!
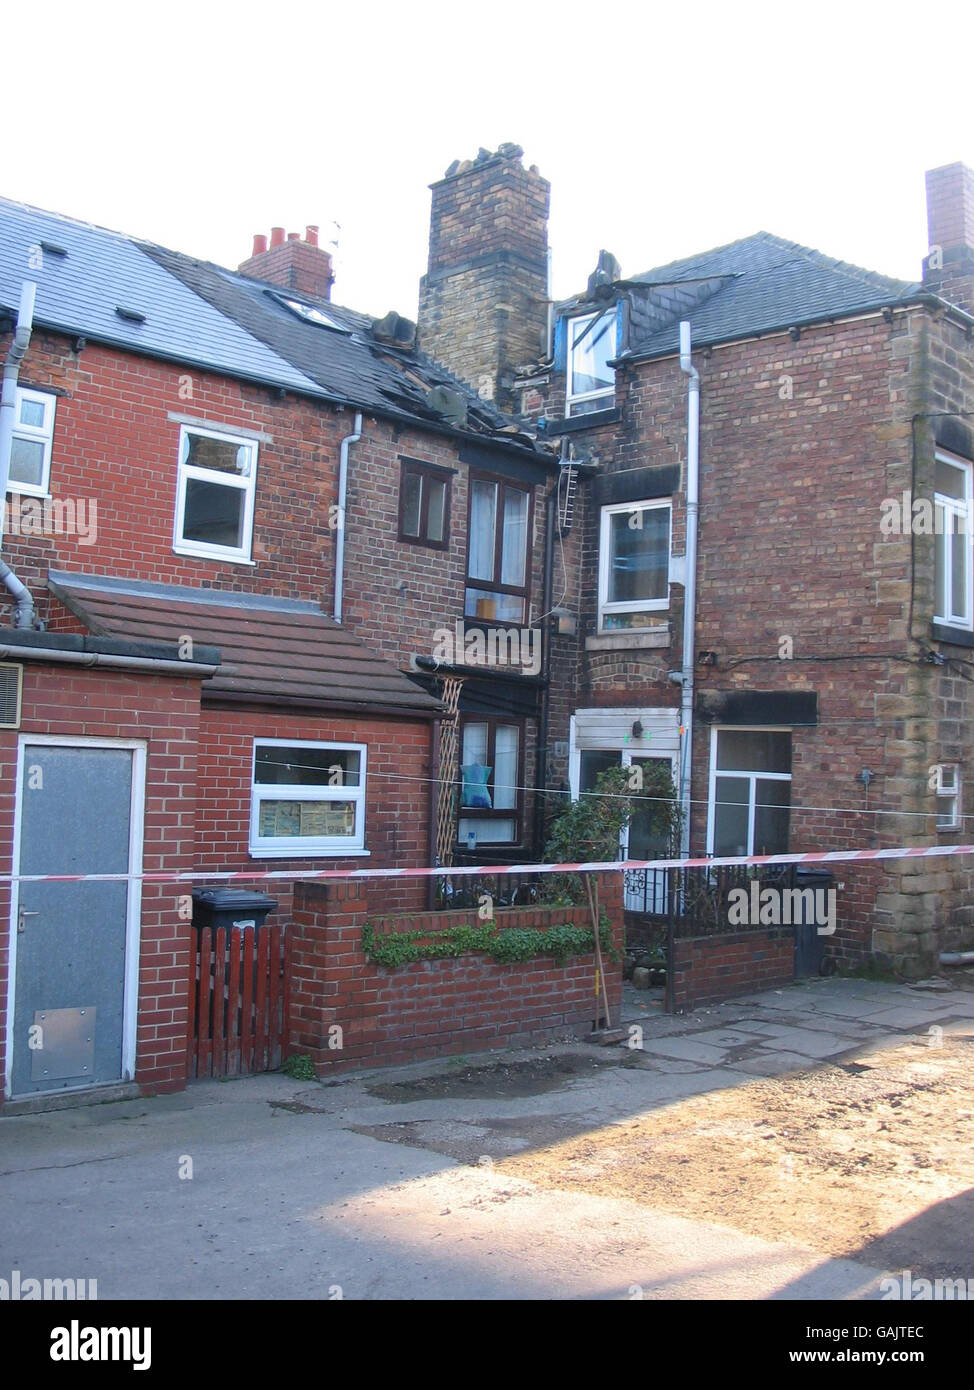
[934,449,974,630]
[457,716,524,847]
[464,472,534,624]
[173,422,259,564]
[8,387,57,497]
[935,763,961,831]
[598,498,672,629]
[249,738,367,858]
[706,726,793,858]
[566,308,617,417]
[397,458,452,550]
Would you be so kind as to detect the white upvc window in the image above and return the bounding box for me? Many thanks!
[250,739,366,856]
[598,499,671,630]
[174,423,258,563]
[934,451,973,629]
[8,387,56,496]
[707,728,793,857]
[566,309,616,416]
[935,764,961,830]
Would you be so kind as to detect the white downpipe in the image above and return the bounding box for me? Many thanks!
[333,411,362,624]
[0,282,38,629]
[678,321,699,856]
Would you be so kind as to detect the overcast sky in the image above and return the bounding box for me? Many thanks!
[4,1,971,319]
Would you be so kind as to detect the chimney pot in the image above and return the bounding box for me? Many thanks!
[252,233,268,256]
[270,226,286,248]
[287,232,300,242]
[305,225,319,247]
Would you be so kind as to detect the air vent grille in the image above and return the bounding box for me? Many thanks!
[0,663,22,728]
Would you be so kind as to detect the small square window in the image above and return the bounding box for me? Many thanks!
[8,388,56,496]
[174,425,258,563]
[398,459,451,549]
[250,739,366,855]
[935,764,961,830]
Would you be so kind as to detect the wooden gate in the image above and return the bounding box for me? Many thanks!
[188,923,288,1078]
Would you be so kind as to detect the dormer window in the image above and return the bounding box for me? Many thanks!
[566,308,617,417]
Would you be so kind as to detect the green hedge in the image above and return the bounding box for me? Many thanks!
[361,917,613,970]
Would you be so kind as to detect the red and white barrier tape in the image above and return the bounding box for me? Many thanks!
[3,842,974,885]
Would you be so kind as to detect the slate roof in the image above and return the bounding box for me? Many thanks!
[47,571,442,717]
[612,232,927,363]
[137,242,538,443]
[0,194,545,453]
[0,197,322,397]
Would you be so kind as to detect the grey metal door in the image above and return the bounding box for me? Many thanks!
[11,745,135,1096]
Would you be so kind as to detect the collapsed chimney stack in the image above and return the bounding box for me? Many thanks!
[417,144,550,412]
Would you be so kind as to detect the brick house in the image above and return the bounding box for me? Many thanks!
[417,149,974,975]
[0,195,556,1104]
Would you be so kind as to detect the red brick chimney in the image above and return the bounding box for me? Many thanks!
[238,224,335,301]
[923,163,974,315]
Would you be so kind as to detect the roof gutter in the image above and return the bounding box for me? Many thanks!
[0,281,38,629]
[616,294,974,368]
[0,644,218,677]
[677,321,699,858]
[333,411,362,623]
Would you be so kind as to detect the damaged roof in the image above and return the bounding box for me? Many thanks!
[48,571,443,718]
[0,195,544,454]
[137,241,539,446]
[593,232,924,363]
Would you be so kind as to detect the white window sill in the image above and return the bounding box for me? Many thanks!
[6,488,51,500]
[249,847,371,859]
[174,545,256,566]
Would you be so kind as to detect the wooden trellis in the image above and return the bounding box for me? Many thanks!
[435,675,464,868]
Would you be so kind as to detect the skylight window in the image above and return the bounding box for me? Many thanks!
[269,292,349,333]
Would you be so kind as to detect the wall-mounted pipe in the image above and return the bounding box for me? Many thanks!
[0,644,219,677]
[0,281,38,629]
[677,321,699,856]
[333,411,362,624]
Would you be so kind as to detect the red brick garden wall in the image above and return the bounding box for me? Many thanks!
[668,928,795,1013]
[287,871,623,1072]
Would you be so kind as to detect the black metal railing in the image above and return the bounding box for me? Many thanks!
[433,871,547,913]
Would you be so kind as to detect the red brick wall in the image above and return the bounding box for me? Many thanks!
[287,872,623,1071]
[1,329,345,613]
[668,928,794,1012]
[195,705,434,920]
[0,662,201,1102]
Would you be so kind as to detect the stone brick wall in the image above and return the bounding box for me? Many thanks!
[418,146,549,413]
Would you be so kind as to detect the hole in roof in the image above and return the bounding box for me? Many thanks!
[39,240,68,258]
[267,291,350,334]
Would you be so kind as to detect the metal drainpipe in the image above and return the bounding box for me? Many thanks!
[0,282,38,629]
[678,321,699,856]
[332,411,362,623]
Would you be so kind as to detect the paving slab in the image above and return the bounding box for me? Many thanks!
[638,1037,735,1065]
